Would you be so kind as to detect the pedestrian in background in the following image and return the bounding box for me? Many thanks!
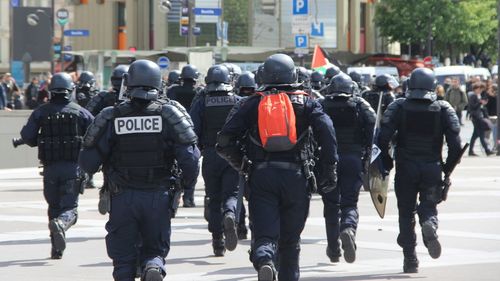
[468,83,494,156]
[445,77,468,125]
[25,77,40,109]
[435,85,445,100]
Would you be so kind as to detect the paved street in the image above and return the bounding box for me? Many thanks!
[0,122,499,281]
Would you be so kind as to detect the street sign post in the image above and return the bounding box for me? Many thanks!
[292,0,310,34]
[63,29,90,37]
[157,56,170,70]
[56,8,69,26]
[293,0,309,15]
[311,22,324,37]
[295,34,308,48]
[193,8,222,16]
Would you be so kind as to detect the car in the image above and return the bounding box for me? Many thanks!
[469,67,491,81]
[433,65,474,92]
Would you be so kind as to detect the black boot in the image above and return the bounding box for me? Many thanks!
[340,228,357,263]
[212,234,226,257]
[403,249,419,273]
[237,224,248,240]
[223,212,238,251]
[183,198,196,208]
[257,263,276,281]
[422,221,441,259]
[326,246,341,263]
[49,219,66,255]
[50,236,63,259]
[141,265,164,281]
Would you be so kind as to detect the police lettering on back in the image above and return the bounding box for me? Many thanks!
[205,95,237,107]
[114,116,162,135]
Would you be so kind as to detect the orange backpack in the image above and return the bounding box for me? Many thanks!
[256,90,307,152]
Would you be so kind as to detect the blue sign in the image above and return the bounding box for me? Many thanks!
[180,26,202,36]
[157,56,170,70]
[11,61,24,87]
[293,0,308,15]
[11,0,20,7]
[193,8,222,16]
[63,46,73,62]
[311,22,324,37]
[295,35,308,48]
[63,29,90,37]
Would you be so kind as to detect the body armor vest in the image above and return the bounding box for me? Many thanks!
[38,103,83,165]
[322,96,365,154]
[110,101,174,188]
[363,91,391,113]
[202,93,237,147]
[171,85,196,111]
[397,100,443,161]
[247,94,314,163]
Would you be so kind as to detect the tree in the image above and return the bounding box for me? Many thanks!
[375,0,497,62]
[223,0,250,46]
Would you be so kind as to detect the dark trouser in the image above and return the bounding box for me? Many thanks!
[202,148,238,236]
[394,160,441,252]
[320,153,363,255]
[456,108,463,124]
[470,120,491,153]
[249,166,310,281]
[182,179,197,202]
[106,189,171,281]
[43,161,80,223]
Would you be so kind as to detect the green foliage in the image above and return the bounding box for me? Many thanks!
[223,0,250,46]
[375,0,497,58]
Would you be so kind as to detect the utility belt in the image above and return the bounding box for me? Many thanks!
[252,159,317,193]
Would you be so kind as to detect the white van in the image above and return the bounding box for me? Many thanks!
[469,67,491,81]
[347,66,399,85]
[433,65,474,86]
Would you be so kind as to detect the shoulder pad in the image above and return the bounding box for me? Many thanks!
[161,103,197,145]
[83,107,114,147]
[165,99,193,126]
[381,98,404,124]
[86,93,105,114]
[437,100,460,134]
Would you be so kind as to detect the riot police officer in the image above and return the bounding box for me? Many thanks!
[75,71,99,108]
[362,73,398,113]
[86,65,129,116]
[216,54,339,281]
[189,65,241,256]
[79,60,200,281]
[235,71,256,97]
[166,70,181,87]
[323,65,342,86]
[349,70,370,96]
[167,64,200,111]
[166,64,202,207]
[310,71,324,91]
[20,72,94,259]
[320,73,376,264]
[377,68,462,273]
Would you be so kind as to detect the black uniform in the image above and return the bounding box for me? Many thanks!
[377,68,461,273]
[217,54,338,281]
[75,71,98,107]
[320,73,376,264]
[20,73,94,259]
[79,60,200,281]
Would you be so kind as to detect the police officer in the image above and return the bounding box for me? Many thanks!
[20,72,94,259]
[166,64,202,207]
[189,65,240,256]
[349,70,370,96]
[216,54,339,281]
[310,71,324,91]
[362,73,398,113]
[86,65,129,116]
[166,70,181,87]
[222,63,242,86]
[323,65,342,86]
[235,71,256,97]
[377,68,462,273]
[75,71,99,108]
[320,73,376,264]
[79,60,200,281]
[167,64,200,112]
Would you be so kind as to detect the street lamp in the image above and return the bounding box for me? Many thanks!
[26,9,54,74]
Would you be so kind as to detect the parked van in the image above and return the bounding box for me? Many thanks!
[469,67,491,81]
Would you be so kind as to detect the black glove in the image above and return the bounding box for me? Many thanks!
[381,153,393,172]
[319,162,338,193]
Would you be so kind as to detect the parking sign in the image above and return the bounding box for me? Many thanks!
[293,0,309,15]
[295,35,308,48]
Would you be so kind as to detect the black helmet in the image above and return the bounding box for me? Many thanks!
[78,71,95,84]
[327,73,354,96]
[262,54,297,86]
[124,59,161,101]
[111,65,129,89]
[325,65,341,79]
[205,65,232,92]
[349,71,362,84]
[49,72,74,98]
[406,68,437,100]
[236,71,256,89]
[297,67,311,83]
[222,63,242,81]
[375,73,399,90]
[167,70,181,85]
[180,64,199,80]
[255,64,264,86]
